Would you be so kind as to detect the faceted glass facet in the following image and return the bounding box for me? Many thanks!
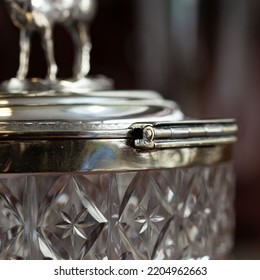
[0,163,235,260]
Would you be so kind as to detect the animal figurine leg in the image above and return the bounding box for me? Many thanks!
[16,28,31,80]
[68,22,91,80]
[78,22,91,78]
[42,27,57,81]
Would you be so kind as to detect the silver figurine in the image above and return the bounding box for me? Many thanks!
[4,0,96,82]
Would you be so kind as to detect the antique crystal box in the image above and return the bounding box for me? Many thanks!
[0,0,237,260]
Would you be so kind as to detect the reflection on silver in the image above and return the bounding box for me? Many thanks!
[132,120,238,149]
[0,89,183,122]
[0,89,236,172]
[0,108,12,117]
[4,0,96,81]
[0,138,232,173]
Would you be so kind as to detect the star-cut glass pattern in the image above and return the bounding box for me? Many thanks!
[0,163,235,260]
[56,207,95,246]
[134,205,165,234]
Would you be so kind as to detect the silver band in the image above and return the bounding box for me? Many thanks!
[0,139,233,173]
[0,119,237,173]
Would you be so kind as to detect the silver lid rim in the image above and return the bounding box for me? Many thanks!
[0,119,237,173]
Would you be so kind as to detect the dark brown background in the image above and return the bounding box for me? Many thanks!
[0,0,259,258]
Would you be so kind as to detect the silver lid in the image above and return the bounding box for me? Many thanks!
[0,0,237,173]
[0,90,237,173]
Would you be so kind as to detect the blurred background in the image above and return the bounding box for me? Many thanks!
[0,0,259,258]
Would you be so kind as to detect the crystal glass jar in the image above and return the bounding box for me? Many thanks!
[0,90,237,260]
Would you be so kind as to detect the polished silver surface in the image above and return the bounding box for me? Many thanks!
[0,94,182,125]
[132,120,238,149]
[0,76,113,93]
[0,89,237,172]
[0,139,233,173]
[0,89,161,99]
[2,0,110,92]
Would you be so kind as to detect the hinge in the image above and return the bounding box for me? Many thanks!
[130,119,238,149]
